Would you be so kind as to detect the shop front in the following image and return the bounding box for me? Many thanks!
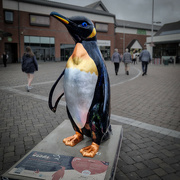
[24,36,55,61]
[97,40,111,60]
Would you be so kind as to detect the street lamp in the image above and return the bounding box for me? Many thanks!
[151,0,161,60]
[151,0,154,59]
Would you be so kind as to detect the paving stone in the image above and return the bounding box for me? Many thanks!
[134,162,147,170]
[171,163,180,171]
[131,155,144,162]
[120,155,135,165]
[0,62,180,179]
[159,163,176,173]
[148,174,161,180]
[143,160,159,170]
[163,157,180,165]
[153,168,167,176]
[152,157,164,164]
[140,152,157,160]
[4,146,14,153]
[115,171,129,180]
[3,152,14,158]
[162,173,180,180]
[126,172,140,180]
[136,168,154,178]
[3,155,20,163]
[121,164,138,173]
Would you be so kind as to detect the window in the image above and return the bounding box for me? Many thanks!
[95,23,108,32]
[30,14,50,26]
[60,44,75,61]
[24,36,55,61]
[5,11,13,23]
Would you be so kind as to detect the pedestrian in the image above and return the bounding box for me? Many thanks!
[139,48,151,76]
[122,48,132,75]
[111,48,122,75]
[132,50,137,65]
[1,52,8,67]
[21,46,38,92]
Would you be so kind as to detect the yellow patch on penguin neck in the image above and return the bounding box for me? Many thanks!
[66,43,98,76]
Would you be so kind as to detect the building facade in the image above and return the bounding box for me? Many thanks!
[0,0,160,63]
[115,20,160,55]
[146,21,180,64]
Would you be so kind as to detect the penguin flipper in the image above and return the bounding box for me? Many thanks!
[102,63,110,119]
[48,69,65,112]
[103,65,110,113]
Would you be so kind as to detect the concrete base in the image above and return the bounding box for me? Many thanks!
[2,120,123,180]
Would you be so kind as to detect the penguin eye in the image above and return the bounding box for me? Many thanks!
[82,22,88,27]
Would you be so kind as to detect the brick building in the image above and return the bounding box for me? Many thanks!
[0,0,160,63]
[115,19,160,55]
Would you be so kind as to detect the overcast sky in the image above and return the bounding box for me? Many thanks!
[48,0,180,25]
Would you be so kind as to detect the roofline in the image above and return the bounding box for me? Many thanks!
[15,0,116,18]
[117,25,159,31]
[116,19,161,31]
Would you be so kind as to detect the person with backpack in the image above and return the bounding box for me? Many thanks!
[22,46,38,92]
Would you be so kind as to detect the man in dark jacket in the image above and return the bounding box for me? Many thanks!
[139,48,151,76]
[2,52,8,67]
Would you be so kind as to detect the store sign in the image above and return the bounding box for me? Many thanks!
[95,23,108,32]
[97,40,111,47]
[137,29,146,35]
[30,14,50,26]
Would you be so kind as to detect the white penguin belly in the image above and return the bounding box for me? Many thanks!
[64,68,98,129]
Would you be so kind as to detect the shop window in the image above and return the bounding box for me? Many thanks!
[60,44,75,61]
[24,36,55,61]
[4,11,13,23]
[99,46,110,60]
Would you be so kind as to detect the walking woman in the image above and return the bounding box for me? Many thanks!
[22,46,38,92]
[111,48,121,75]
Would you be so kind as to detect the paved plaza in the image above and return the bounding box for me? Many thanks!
[0,61,180,179]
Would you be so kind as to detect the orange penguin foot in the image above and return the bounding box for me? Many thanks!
[80,142,99,158]
[63,131,83,147]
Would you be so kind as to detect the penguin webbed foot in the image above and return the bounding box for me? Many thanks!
[63,131,83,147]
[80,142,99,158]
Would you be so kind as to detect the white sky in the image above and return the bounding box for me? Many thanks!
[48,0,180,25]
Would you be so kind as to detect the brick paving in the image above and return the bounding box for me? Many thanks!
[0,61,180,179]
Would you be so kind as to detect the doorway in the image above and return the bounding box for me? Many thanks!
[5,43,18,63]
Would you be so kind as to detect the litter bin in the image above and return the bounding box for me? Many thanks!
[163,59,169,65]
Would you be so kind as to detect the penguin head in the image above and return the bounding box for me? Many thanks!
[50,12,97,43]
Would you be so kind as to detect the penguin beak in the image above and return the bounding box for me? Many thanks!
[50,12,70,25]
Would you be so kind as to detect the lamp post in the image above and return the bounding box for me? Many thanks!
[151,0,161,61]
[151,0,154,59]
[123,21,125,54]
[120,21,125,54]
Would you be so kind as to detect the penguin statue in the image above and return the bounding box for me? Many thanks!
[49,12,111,158]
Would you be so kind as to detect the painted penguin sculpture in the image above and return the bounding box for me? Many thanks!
[49,12,111,158]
